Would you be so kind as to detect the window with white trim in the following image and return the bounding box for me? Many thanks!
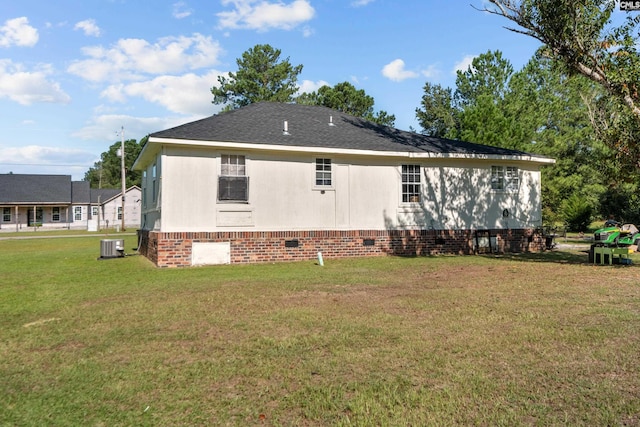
[74,206,82,221]
[117,206,123,220]
[2,207,11,222]
[52,207,61,222]
[491,166,519,191]
[402,164,421,203]
[315,158,332,186]
[218,154,248,202]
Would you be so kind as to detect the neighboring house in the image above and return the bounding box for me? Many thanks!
[0,174,141,231]
[132,102,555,267]
[90,186,142,230]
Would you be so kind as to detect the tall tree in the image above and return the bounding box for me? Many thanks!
[415,82,457,137]
[480,0,640,165]
[416,51,519,144]
[452,50,525,149]
[510,54,614,222]
[297,81,396,126]
[454,50,514,108]
[84,137,144,188]
[211,44,303,110]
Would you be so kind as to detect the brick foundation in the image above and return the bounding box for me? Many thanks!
[137,228,545,268]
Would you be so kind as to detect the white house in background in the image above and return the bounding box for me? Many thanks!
[90,186,141,231]
[0,174,141,231]
[132,102,555,267]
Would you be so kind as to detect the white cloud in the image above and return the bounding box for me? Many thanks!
[0,145,95,166]
[0,60,71,105]
[101,70,224,116]
[421,64,441,80]
[0,145,97,178]
[453,54,477,74]
[74,19,101,37]
[100,84,127,103]
[381,59,418,82]
[67,33,223,83]
[351,0,374,6]
[217,0,315,31]
[0,17,38,48]
[173,1,193,19]
[297,79,330,95]
[71,113,204,142]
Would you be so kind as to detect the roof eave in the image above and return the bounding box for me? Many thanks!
[139,136,556,165]
[0,201,72,205]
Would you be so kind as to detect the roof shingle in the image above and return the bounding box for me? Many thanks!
[149,102,548,159]
[0,174,72,204]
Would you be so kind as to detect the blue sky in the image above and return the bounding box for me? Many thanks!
[1,0,547,180]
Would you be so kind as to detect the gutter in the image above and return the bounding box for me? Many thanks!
[135,137,556,167]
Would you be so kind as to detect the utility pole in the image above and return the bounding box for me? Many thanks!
[119,126,126,232]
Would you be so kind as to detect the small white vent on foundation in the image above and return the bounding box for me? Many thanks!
[283,120,290,135]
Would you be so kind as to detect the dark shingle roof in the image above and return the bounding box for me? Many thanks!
[72,181,91,204]
[0,174,72,204]
[90,188,121,204]
[149,102,547,159]
[0,174,129,206]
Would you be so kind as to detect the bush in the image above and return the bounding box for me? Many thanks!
[562,194,593,232]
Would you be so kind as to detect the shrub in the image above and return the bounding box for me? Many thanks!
[562,194,593,232]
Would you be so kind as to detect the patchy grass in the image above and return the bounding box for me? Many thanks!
[1,236,639,426]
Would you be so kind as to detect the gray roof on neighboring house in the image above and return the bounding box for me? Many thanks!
[149,102,550,159]
[0,174,72,204]
[0,174,127,206]
[91,188,121,204]
[72,181,91,204]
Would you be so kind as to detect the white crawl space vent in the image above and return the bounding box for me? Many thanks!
[192,242,231,266]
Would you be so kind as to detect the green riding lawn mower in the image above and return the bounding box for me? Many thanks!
[589,220,640,264]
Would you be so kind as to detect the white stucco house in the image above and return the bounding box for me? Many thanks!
[133,102,554,267]
[89,185,141,231]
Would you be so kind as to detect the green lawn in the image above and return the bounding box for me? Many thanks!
[1,235,639,426]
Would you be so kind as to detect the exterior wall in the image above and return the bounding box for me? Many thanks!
[1,204,126,231]
[96,188,142,229]
[138,228,546,268]
[71,204,88,227]
[135,146,547,266]
[1,189,141,232]
[0,205,73,230]
[141,147,543,234]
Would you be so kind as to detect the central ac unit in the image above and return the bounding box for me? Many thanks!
[100,239,125,259]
